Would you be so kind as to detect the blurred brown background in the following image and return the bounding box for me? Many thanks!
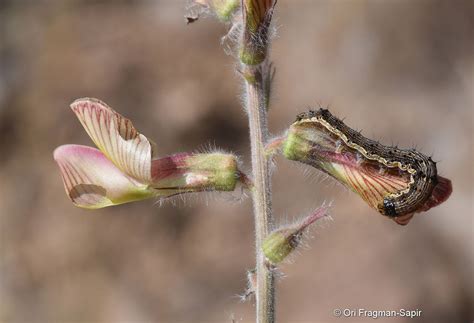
[1,1,473,322]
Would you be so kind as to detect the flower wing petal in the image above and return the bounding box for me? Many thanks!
[70,98,156,183]
[53,145,154,209]
[330,163,410,211]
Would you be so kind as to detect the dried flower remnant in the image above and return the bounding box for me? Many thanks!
[54,98,242,209]
[282,109,452,225]
[262,207,328,265]
[240,268,257,301]
[193,0,240,22]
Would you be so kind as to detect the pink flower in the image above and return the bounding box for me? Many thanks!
[282,109,452,225]
[54,98,241,209]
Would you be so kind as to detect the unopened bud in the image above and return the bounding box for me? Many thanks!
[262,207,328,265]
[240,0,276,65]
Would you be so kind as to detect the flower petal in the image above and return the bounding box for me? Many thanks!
[53,145,154,209]
[282,110,453,225]
[327,160,410,212]
[70,98,156,183]
[418,175,452,212]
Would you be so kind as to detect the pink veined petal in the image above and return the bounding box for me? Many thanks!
[53,145,154,209]
[331,163,409,211]
[70,98,156,183]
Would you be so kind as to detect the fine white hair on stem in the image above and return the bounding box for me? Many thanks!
[238,75,251,115]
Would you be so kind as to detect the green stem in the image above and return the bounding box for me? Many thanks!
[243,64,275,323]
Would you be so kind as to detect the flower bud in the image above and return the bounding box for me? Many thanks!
[262,230,298,265]
[240,0,276,65]
[262,207,328,265]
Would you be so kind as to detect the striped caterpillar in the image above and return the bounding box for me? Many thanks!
[285,109,452,224]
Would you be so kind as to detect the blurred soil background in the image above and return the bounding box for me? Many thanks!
[0,0,473,322]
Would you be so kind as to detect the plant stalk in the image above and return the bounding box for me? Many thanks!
[239,1,277,320]
[243,63,275,323]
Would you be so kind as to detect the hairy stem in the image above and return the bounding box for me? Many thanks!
[243,64,275,323]
[238,1,277,321]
